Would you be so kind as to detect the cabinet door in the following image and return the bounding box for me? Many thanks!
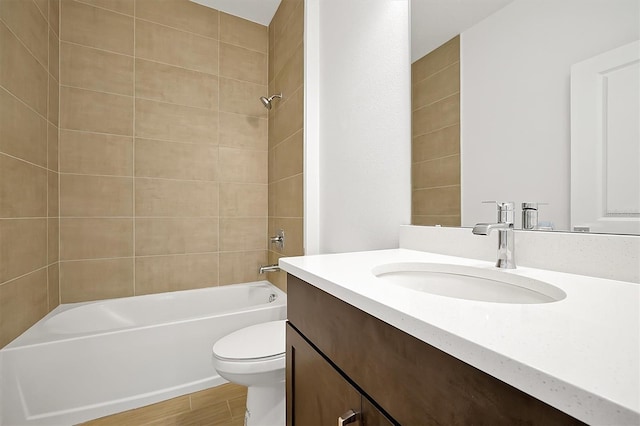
[287,323,361,426]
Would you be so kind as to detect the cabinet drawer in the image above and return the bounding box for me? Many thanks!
[287,274,584,425]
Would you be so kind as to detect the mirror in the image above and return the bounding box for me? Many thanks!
[410,0,640,235]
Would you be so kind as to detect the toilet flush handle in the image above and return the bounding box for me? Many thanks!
[338,409,359,426]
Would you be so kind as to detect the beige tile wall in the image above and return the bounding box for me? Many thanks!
[267,0,304,292]
[411,36,461,227]
[58,0,269,302]
[0,0,60,348]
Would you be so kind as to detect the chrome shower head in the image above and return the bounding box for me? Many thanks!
[259,93,282,110]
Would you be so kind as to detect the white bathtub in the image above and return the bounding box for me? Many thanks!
[0,281,286,426]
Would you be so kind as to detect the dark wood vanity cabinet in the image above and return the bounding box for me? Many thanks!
[287,323,393,426]
[286,274,585,426]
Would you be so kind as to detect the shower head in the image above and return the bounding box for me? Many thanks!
[259,93,283,110]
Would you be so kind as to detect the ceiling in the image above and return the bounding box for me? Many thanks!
[190,0,282,26]
[411,0,515,62]
[191,0,515,62]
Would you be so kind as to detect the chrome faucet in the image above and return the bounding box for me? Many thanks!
[472,201,516,269]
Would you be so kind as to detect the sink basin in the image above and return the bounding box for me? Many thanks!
[371,263,566,304]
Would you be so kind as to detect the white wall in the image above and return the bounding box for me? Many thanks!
[305,0,412,254]
[461,0,639,230]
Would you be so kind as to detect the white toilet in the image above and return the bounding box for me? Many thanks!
[212,320,286,426]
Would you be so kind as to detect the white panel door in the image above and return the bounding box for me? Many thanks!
[571,40,640,235]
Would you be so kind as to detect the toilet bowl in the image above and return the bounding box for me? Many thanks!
[212,320,286,426]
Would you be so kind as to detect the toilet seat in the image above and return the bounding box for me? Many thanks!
[213,320,286,362]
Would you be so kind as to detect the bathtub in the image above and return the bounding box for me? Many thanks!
[0,281,286,426]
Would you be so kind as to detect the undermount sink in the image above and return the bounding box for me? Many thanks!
[371,263,566,304]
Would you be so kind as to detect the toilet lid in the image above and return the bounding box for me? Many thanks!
[213,320,286,361]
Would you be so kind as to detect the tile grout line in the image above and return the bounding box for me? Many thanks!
[411,91,460,114]
[412,153,460,166]
[133,0,137,296]
[45,8,51,312]
[57,0,61,307]
[411,60,460,86]
[0,16,49,73]
[216,11,221,287]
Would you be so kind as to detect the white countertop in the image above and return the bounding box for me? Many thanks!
[279,248,640,426]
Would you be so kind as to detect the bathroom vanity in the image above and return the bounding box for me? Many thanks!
[281,248,640,425]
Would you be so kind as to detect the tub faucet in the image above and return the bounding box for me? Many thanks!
[259,264,280,274]
[472,201,516,269]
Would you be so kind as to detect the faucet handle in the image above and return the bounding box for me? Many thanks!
[482,201,515,223]
[482,200,515,210]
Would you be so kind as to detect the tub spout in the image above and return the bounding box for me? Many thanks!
[259,264,280,274]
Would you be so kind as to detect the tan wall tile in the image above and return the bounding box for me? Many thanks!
[268,35,274,84]
[60,218,133,260]
[0,219,47,283]
[272,86,303,144]
[219,43,267,85]
[48,218,59,262]
[48,262,60,311]
[60,86,133,135]
[412,124,459,163]
[60,0,133,55]
[135,253,218,294]
[412,35,459,83]
[274,42,302,101]
[0,0,49,67]
[0,268,48,347]
[135,218,218,256]
[219,217,267,252]
[219,12,267,53]
[412,155,461,189]
[267,182,275,217]
[135,0,218,38]
[60,174,133,216]
[0,22,48,116]
[268,217,303,256]
[273,174,303,218]
[48,170,58,216]
[49,0,59,35]
[412,62,459,110]
[266,250,286,291]
[270,0,300,43]
[135,138,218,181]
[0,154,47,218]
[412,93,459,137]
[49,28,59,80]
[48,123,59,171]
[219,77,267,118]
[135,99,218,144]
[60,42,133,96]
[272,129,302,182]
[219,250,267,286]
[47,73,58,124]
[59,130,133,176]
[412,215,461,227]
[59,257,134,302]
[412,186,460,216]
[135,19,217,74]
[219,112,267,150]
[135,59,218,109]
[273,2,302,74]
[76,0,133,15]
[219,183,267,217]
[0,88,48,167]
[219,147,267,184]
[135,178,218,217]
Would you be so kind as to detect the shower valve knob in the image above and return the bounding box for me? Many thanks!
[269,229,285,249]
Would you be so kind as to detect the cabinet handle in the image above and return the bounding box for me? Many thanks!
[338,409,359,426]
